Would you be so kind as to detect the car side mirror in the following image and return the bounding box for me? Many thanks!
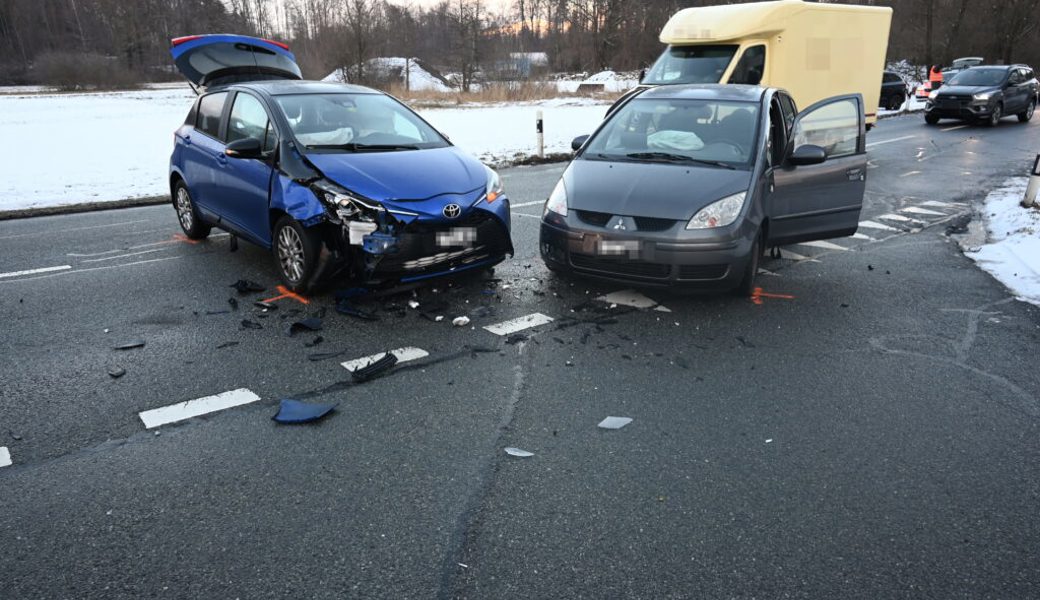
[788,144,827,166]
[571,135,590,152]
[226,137,264,159]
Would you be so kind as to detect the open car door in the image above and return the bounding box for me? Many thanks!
[170,34,302,89]
[766,94,867,246]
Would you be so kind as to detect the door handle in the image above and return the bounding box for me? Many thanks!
[216,153,228,165]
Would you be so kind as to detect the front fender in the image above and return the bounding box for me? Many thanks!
[271,174,326,227]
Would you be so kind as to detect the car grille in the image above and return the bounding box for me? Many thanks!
[939,95,971,109]
[570,254,671,279]
[677,264,729,280]
[633,216,677,232]
[575,210,612,227]
[575,210,678,232]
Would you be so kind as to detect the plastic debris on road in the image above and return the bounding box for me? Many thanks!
[113,340,145,350]
[287,317,323,336]
[240,319,263,330]
[408,300,420,309]
[308,350,348,362]
[108,367,126,379]
[504,447,534,458]
[228,298,239,310]
[272,399,338,424]
[351,352,398,383]
[598,416,633,430]
[305,336,324,347]
[453,316,471,327]
[230,280,265,294]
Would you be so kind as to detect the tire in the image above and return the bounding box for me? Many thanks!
[1018,99,1035,123]
[925,113,940,125]
[272,215,322,294]
[986,103,1003,127]
[172,181,211,240]
[733,231,762,298]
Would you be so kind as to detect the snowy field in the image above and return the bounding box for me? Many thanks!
[0,87,609,212]
[965,178,1040,306]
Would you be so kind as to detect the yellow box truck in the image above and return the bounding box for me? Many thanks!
[634,0,892,127]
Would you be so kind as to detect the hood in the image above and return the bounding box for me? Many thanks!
[564,158,752,221]
[304,146,487,215]
[936,85,999,96]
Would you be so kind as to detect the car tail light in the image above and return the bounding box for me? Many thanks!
[263,38,291,51]
[171,35,202,47]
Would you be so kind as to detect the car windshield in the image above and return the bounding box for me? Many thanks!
[582,97,759,167]
[273,93,449,151]
[643,45,737,85]
[948,68,1007,87]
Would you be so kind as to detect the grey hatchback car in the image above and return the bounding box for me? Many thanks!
[540,85,867,295]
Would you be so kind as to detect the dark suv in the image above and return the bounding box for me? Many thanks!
[925,64,1037,126]
[879,71,908,110]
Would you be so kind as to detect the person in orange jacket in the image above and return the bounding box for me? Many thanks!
[929,64,944,89]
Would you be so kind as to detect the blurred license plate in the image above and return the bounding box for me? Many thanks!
[436,227,476,247]
[597,240,640,256]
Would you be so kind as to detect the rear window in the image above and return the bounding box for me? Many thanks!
[196,92,227,139]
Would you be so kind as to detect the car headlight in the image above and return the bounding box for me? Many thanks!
[973,92,994,102]
[928,90,939,100]
[311,179,383,219]
[686,192,746,230]
[484,165,504,203]
[544,179,568,217]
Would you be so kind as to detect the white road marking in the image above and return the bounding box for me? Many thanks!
[776,249,820,262]
[512,212,542,219]
[139,388,261,429]
[597,289,659,309]
[0,265,72,279]
[511,200,545,208]
[900,206,946,216]
[0,256,181,284]
[865,135,917,148]
[484,313,554,336]
[68,232,230,257]
[941,124,970,132]
[851,232,875,241]
[858,220,900,231]
[794,240,848,251]
[757,268,780,277]
[0,219,152,241]
[878,213,914,222]
[0,446,11,468]
[341,347,429,372]
[900,171,922,178]
[81,248,167,263]
[920,200,965,209]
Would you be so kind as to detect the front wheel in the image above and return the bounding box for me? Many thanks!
[733,232,762,298]
[272,216,321,294]
[1018,99,1035,123]
[173,182,211,240]
[986,103,1003,127]
[925,113,940,125]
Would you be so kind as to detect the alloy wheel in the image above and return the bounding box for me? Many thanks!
[175,187,194,231]
[277,225,306,283]
[990,105,1002,126]
[1028,102,1036,120]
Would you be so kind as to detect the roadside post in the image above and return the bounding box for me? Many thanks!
[1022,154,1040,208]
[536,110,544,158]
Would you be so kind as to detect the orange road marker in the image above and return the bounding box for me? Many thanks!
[260,285,310,305]
[751,287,796,305]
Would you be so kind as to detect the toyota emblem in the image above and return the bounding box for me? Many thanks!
[443,203,462,219]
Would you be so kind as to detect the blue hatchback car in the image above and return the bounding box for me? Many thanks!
[168,35,513,292]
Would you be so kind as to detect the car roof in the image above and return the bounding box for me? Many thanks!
[639,84,768,102]
[222,80,382,96]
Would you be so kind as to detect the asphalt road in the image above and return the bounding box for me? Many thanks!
[1,112,1039,599]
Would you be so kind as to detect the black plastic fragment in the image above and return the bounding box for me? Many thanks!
[229,235,239,252]
[228,298,239,310]
[272,399,338,424]
[336,300,378,320]
[217,341,240,349]
[114,340,145,351]
[241,319,263,330]
[305,335,324,347]
[505,333,528,345]
[230,280,265,294]
[307,350,348,362]
[287,317,323,336]
[351,352,398,383]
[205,309,231,315]
[108,367,126,378]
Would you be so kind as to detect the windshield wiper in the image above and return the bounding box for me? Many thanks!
[308,143,422,152]
[625,152,737,170]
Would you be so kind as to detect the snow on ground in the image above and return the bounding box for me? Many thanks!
[0,87,609,212]
[965,178,1040,306]
[323,58,453,92]
[554,70,639,94]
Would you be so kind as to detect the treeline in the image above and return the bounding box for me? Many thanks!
[1,0,1037,88]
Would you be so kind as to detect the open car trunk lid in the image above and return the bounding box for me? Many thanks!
[170,34,302,88]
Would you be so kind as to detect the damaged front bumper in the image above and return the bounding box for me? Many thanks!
[317,196,514,287]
